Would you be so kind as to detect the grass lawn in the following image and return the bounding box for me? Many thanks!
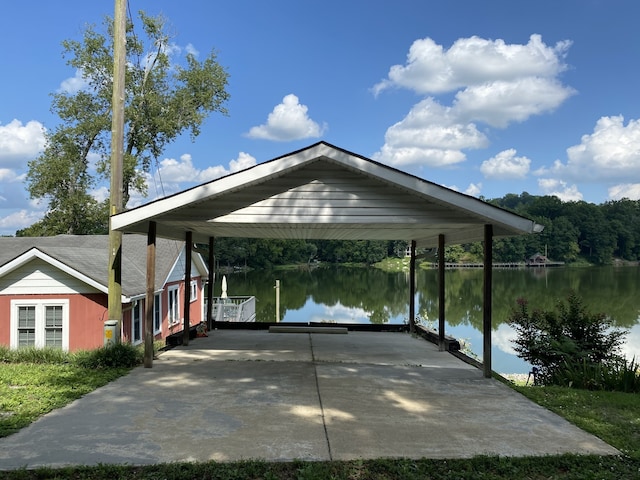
[1,362,639,479]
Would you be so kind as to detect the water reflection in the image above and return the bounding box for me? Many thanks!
[219,265,640,373]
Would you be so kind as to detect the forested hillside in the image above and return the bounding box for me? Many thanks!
[211,194,640,268]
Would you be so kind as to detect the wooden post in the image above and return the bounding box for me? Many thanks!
[144,221,156,368]
[483,224,493,378]
[107,0,126,342]
[183,231,193,346]
[438,234,446,351]
[409,240,416,334]
[207,237,214,331]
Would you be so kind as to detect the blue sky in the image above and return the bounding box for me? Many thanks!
[1,0,639,236]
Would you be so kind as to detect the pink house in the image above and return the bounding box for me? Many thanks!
[0,235,208,351]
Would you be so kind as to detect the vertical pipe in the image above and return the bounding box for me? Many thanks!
[183,231,192,346]
[409,240,416,334]
[483,224,494,378]
[438,234,446,351]
[207,237,214,331]
[275,279,280,322]
[144,221,156,368]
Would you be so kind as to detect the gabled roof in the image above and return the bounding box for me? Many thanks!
[0,235,203,298]
[112,142,543,247]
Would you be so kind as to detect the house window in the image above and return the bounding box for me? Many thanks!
[154,293,162,334]
[132,300,142,344]
[168,285,180,325]
[45,305,64,348]
[190,280,198,303]
[11,300,69,350]
[18,306,36,347]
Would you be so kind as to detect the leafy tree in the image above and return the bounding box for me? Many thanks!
[25,11,229,235]
[443,245,466,263]
[546,216,580,262]
[493,237,526,262]
[520,195,565,219]
[602,199,640,260]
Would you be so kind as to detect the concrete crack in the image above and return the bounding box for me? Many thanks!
[308,333,333,460]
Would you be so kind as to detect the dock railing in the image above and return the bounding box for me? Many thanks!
[209,296,256,323]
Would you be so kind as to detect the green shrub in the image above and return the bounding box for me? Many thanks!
[508,291,627,388]
[71,343,143,369]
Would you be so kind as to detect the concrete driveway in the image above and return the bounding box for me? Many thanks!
[0,330,618,469]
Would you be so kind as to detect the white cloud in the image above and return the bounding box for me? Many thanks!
[246,94,327,141]
[0,209,44,233]
[372,98,488,167]
[156,153,201,183]
[440,182,481,197]
[373,34,572,96]
[0,119,46,164]
[58,69,90,94]
[139,151,259,205]
[0,168,24,182]
[620,323,640,361]
[229,152,257,172]
[453,77,574,128]
[90,186,109,203]
[319,302,371,323]
[551,116,640,182]
[197,152,257,183]
[481,149,531,179]
[465,183,482,197]
[608,184,640,201]
[185,43,199,57]
[493,323,518,356]
[538,178,583,201]
[372,34,574,168]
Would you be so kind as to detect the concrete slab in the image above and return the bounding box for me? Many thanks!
[0,330,619,470]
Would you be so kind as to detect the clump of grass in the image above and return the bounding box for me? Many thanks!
[1,343,152,370]
[0,346,69,364]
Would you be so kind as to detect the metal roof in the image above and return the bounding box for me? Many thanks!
[112,142,543,247]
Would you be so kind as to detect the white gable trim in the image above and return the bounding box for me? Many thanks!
[0,248,128,302]
[162,245,208,287]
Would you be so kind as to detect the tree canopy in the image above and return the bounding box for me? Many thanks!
[21,11,229,236]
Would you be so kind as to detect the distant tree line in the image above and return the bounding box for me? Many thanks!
[489,193,640,265]
[211,194,640,268]
[212,238,404,270]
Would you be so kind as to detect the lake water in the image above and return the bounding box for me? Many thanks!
[218,265,640,374]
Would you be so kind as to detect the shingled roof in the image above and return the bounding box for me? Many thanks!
[0,235,195,298]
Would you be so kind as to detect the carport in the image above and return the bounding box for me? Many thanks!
[111,142,543,376]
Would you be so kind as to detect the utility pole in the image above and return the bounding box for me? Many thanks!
[108,0,127,341]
